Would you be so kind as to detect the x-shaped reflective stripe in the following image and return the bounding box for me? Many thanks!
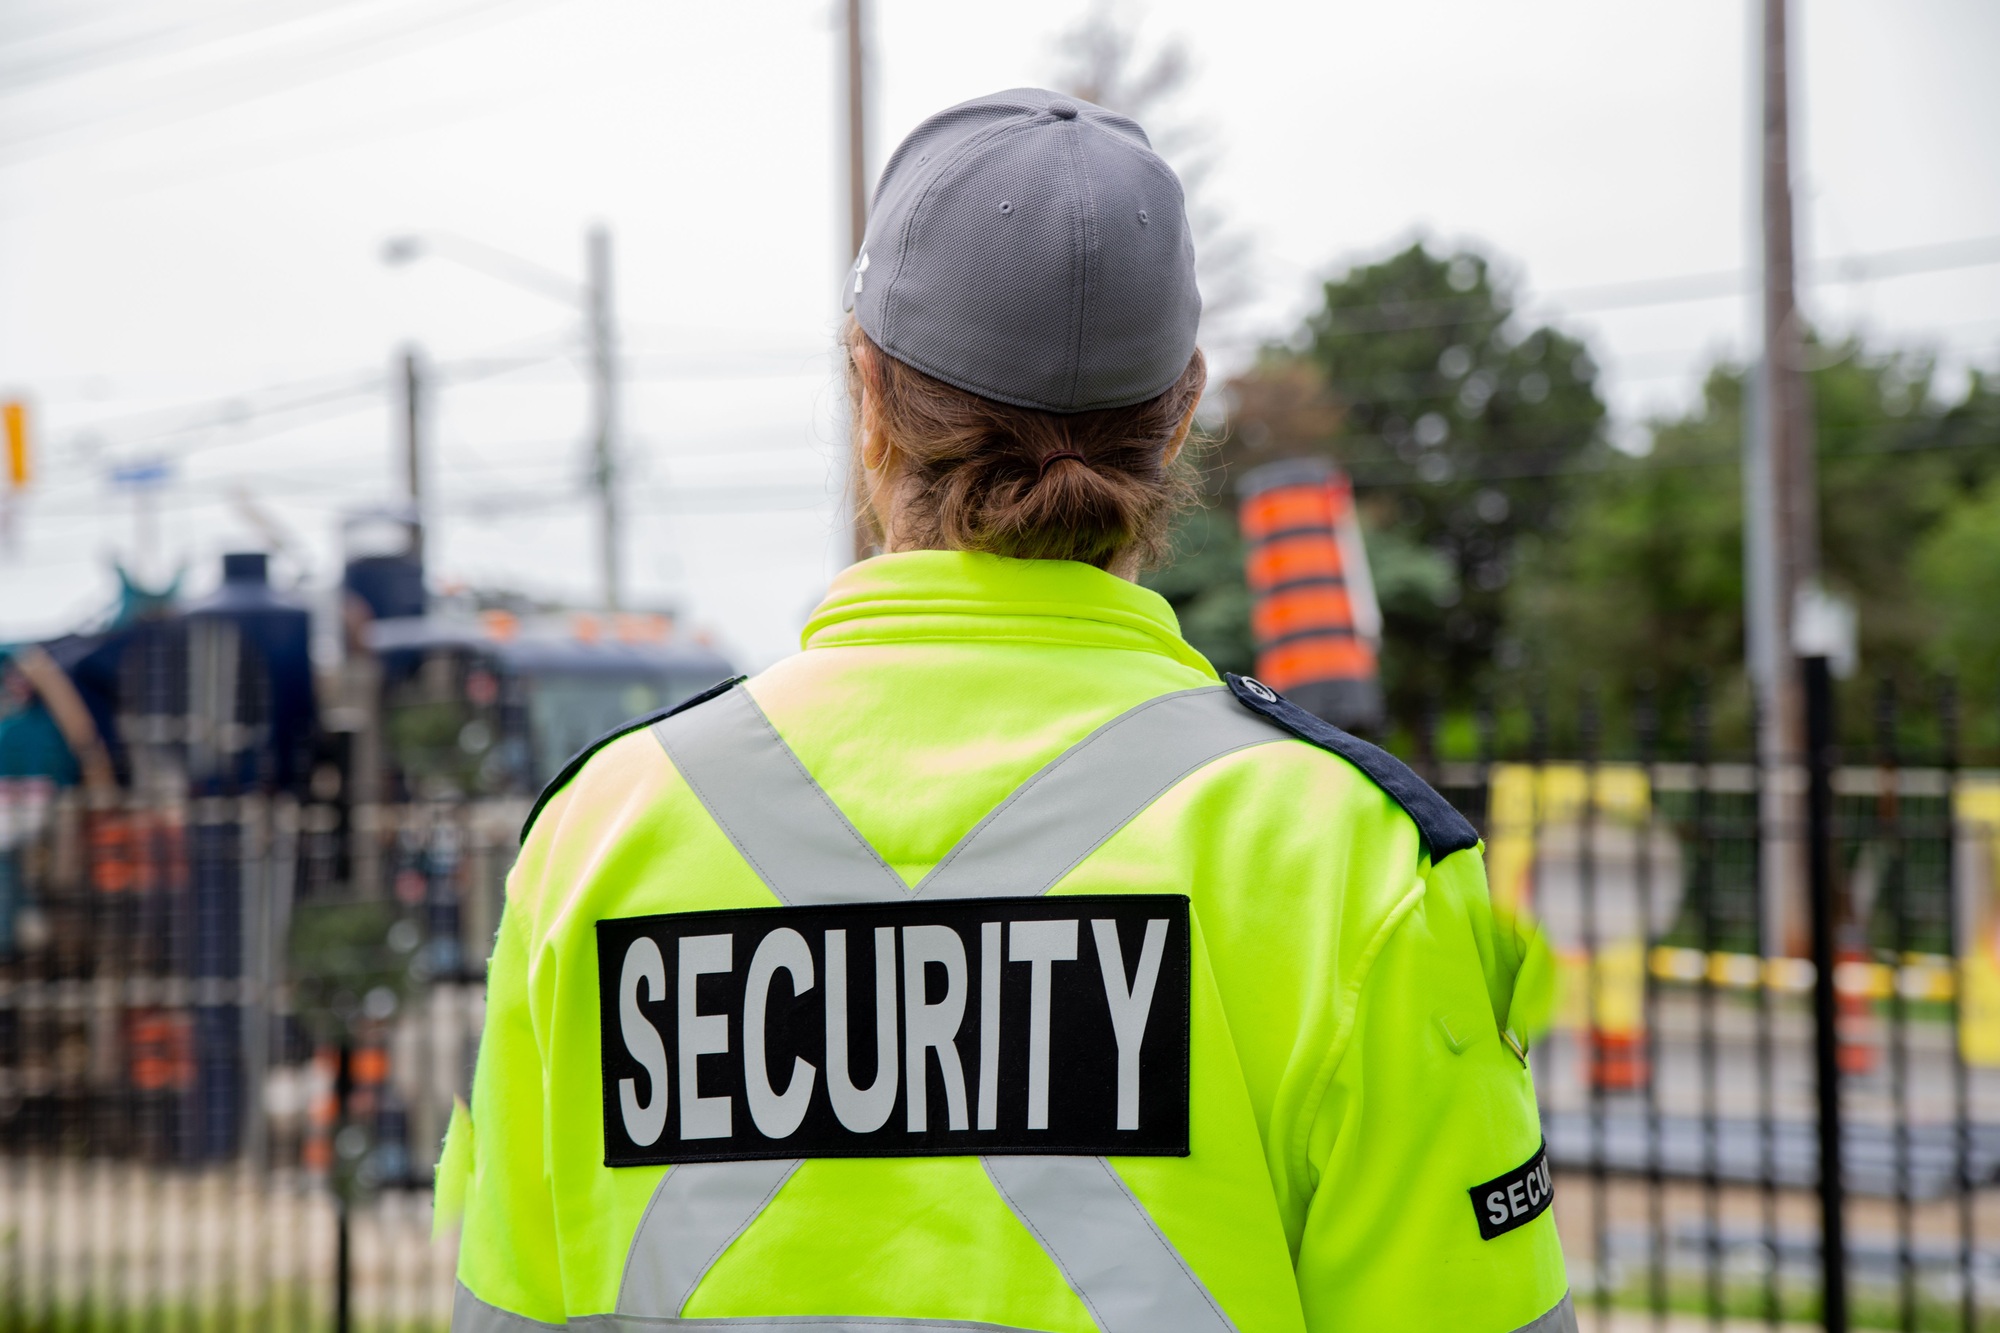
[615,685,1285,1333]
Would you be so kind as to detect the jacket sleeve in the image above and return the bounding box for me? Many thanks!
[1292,845,1571,1332]
[449,882,569,1324]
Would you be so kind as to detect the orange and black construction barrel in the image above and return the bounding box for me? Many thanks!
[1238,457,1384,733]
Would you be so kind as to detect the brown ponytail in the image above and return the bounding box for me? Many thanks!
[845,322,1205,571]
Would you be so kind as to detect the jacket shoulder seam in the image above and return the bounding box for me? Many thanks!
[517,675,744,846]
[1223,673,1479,861]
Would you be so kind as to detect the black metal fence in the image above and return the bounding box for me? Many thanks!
[0,778,511,1331]
[4,666,2000,1330]
[1417,664,2000,1331]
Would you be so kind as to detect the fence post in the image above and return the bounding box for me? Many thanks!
[1803,654,1846,1332]
[335,1037,354,1333]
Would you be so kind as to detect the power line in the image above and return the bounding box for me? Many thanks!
[1302,233,2000,339]
[1327,408,2000,490]
[55,332,576,464]
[0,0,573,164]
[21,471,832,520]
[0,0,415,98]
[1234,327,2000,412]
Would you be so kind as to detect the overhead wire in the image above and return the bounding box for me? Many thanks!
[0,0,577,163]
[16,214,1996,537]
[1322,389,2000,491]
[1291,233,2000,339]
[0,0,422,98]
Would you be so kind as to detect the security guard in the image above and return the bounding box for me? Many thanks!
[440,88,1571,1333]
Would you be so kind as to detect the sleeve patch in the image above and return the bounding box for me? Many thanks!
[1223,673,1479,861]
[1468,1141,1553,1240]
[519,675,745,845]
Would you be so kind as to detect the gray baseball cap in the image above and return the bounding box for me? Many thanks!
[844,87,1200,415]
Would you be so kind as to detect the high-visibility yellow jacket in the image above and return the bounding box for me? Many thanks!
[442,550,1569,1333]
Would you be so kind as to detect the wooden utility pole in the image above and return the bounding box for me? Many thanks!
[587,224,623,611]
[845,0,868,265]
[844,0,873,563]
[400,346,425,564]
[1746,0,1818,955]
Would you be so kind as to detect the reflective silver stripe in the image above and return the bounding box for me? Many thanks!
[656,684,1287,910]
[914,688,1284,900]
[573,1315,1050,1332]
[1511,1293,1577,1333]
[983,1156,1235,1333]
[617,1158,802,1317]
[652,687,904,906]
[635,684,1275,1331]
[475,1281,1569,1333]
[454,1282,565,1333]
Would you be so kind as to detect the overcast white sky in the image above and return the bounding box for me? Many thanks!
[3,0,1997,669]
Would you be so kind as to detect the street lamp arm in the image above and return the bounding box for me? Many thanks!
[380,230,585,308]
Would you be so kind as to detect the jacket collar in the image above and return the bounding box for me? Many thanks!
[800,550,1216,677]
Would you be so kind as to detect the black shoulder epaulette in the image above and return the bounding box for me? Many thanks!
[1224,672,1480,862]
[519,675,745,845]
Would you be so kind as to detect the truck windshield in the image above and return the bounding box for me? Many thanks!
[526,673,714,785]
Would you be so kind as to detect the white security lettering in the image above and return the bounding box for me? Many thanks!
[1525,1172,1542,1206]
[1010,919,1078,1131]
[1091,918,1168,1131]
[744,928,817,1139]
[1487,1190,1510,1227]
[978,922,1002,1132]
[617,937,669,1148]
[677,934,733,1140]
[902,925,970,1132]
[1507,1181,1528,1216]
[824,927,899,1132]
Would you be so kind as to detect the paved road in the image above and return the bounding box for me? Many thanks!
[1548,1110,2000,1199]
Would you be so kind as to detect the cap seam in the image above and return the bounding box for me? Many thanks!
[1068,118,1103,411]
[871,112,1043,353]
[1059,118,1087,412]
[1089,122,1190,198]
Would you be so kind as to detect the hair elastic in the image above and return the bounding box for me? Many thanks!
[1036,449,1087,478]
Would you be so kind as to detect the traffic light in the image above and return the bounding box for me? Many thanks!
[3,399,26,488]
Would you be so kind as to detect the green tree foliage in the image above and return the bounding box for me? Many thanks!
[1507,350,2000,745]
[1505,369,1751,740]
[1916,466,2000,699]
[1148,235,2000,749]
[1145,242,1606,720]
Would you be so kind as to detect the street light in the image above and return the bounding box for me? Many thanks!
[382,227,623,611]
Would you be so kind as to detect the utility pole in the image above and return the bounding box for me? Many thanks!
[843,0,873,564]
[400,345,425,564]
[382,228,623,608]
[845,0,868,261]
[1745,0,1818,956]
[587,224,623,611]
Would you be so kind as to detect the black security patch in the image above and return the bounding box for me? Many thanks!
[596,894,1191,1165]
[1468,1141,1554,1240]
